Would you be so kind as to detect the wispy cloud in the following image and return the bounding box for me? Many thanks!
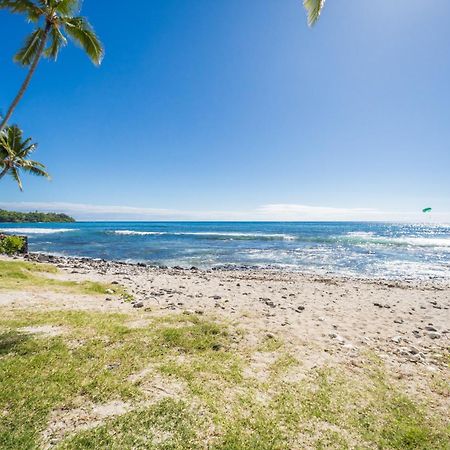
[257,204,379,218]
[0,201,448,222]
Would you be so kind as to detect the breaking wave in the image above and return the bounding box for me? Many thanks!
[0,228,76,235]
[112,230,296,241]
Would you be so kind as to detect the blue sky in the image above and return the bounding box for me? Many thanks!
[1,0,449,221]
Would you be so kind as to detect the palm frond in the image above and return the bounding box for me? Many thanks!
[9,167,23,191]
[20,142,38,157]
[62,16,104,65]
[0,0,42,21]
[45,25,67,60]
[53,0,80,16]
[14,28,46,66]
[22,160,50,178]
[303,0,325,27]
[7,125,23,152]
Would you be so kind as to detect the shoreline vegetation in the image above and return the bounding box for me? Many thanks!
[0,253,449,448]
[0,209,75,223]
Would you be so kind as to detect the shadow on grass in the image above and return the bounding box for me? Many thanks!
[0,331,31,356]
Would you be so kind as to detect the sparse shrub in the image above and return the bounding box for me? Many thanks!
[0,235,26,255]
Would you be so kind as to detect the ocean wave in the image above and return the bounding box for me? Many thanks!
[112,230,296,240]
[113,231,165,236]
[0,228,76,235]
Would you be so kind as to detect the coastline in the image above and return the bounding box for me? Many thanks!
[25,251,450,288]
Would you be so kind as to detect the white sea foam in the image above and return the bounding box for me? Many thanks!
[0,228,76,235]
[114,231,165,236]
[113,230,296,240]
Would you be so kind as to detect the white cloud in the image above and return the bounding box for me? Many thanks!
[257,204,379,219]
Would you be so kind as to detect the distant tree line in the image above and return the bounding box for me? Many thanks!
[0,209,75,223]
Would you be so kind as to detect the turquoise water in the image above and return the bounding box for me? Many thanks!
[1,222,449,279]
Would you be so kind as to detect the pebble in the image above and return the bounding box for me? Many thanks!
[133,301,144,308]
[428,332,441,339]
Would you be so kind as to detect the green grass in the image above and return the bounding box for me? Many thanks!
[0,308,448,449]
[0,260,131,298]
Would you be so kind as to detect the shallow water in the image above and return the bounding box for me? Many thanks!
[1,222,449,280]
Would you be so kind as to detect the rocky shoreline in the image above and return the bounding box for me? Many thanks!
[24,251,450,290]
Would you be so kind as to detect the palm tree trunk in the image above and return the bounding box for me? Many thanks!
[0,166,9,180]
[0,22,51,133]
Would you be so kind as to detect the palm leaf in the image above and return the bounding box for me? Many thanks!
[45,25,68,60]
[22,160,50,178]
[53,0,81,16]
[19,142,37,157]
[0,0,42,21]
[14,28,46,66]
[62,16,104,65]
[303,0,325,27]
[7,125,23,153]
[9,167,23,191]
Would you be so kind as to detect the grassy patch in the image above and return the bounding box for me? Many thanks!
[0,260,130,298]
[0,308,448,449]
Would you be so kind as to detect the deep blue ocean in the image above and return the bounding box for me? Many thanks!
[1,222,450,280]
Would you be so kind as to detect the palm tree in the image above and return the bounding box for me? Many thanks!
[0,0,104,132]
[303,0,326,26]
[0,125,50,190]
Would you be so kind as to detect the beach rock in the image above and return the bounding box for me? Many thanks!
[428,332,441,339]
[393,318,404,324]
[133,301,144,309]
[296,305,305,312]
[424,326,437,332]
[260,298,275,308]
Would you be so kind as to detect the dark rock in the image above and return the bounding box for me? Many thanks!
[133,301,144,308]
[428,332,441,339]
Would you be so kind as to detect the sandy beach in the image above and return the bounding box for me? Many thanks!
[5,253,450,377]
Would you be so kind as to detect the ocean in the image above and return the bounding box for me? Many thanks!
[1,221,449,280]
